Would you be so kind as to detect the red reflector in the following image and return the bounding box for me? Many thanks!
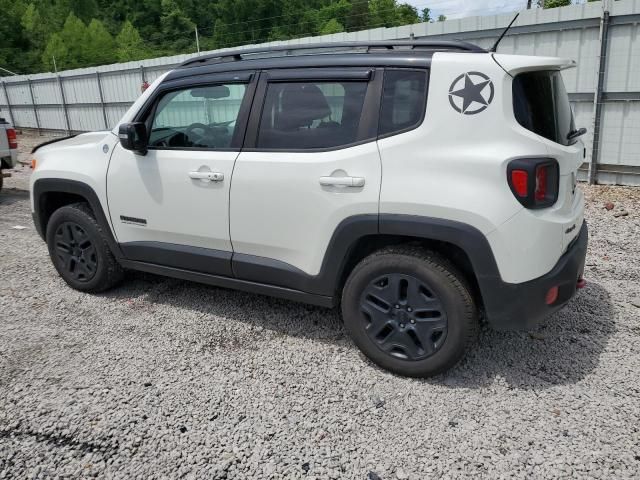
[576,278,586,289]
[535,164,548,201]
[7,128,17,149]
[511,170,528,197]
[545,286,559,305]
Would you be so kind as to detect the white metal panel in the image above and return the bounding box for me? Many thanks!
[599,102,640,167]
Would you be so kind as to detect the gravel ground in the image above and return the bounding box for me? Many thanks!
[1,131,639,479]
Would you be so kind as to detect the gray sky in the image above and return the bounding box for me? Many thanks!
[405,0,588,20]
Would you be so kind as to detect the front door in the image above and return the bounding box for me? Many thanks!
[107,75,254,275]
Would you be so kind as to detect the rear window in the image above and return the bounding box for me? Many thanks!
[513,70,575,146]
[256,81,368,150]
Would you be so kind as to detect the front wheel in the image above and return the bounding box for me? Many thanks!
[341,246,478,377]
[46,202,124,292]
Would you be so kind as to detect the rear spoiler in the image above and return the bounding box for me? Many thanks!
[492,54,576,77]
[32,134,77,154]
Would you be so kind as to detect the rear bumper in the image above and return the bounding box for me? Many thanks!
[482,221,588,331]
[1,149,18,168]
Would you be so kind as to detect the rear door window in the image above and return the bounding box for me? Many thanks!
[379,69,428,137]
[513,70,576,146]
[256,81,368,150]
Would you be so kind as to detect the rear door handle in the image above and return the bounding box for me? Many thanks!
[319,176,365,187]
[188,171,224,182]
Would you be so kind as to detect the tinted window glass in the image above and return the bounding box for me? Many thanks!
[256,81,368,149]
[379,70,428,137]
[513,70,575,146]
[149,83,247,149]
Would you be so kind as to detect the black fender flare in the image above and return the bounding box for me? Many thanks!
[32,178,123,258]
[233,214,503,301]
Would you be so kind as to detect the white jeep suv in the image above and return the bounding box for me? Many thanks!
[30,41,588,377]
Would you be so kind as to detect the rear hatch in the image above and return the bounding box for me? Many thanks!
[494,54,585,251]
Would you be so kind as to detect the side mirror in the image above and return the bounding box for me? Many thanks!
[118,122,148,155]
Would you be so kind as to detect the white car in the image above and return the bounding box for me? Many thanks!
[30,41,588,377]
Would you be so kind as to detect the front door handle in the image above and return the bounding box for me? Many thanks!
[319,176,365,187]
[188,171,224,182]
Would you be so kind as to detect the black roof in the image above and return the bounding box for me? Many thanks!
[165,40,485,82]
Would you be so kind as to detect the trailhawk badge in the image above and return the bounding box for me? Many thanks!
[448,72,494,115]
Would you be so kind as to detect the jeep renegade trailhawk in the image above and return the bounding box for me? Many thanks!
[30,40,588,377]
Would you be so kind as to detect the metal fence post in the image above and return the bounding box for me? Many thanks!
[95,71,109,129]
[27,79,41,135]
[57,75,71,134]
[1,81,15,126]
[588,6,611,185]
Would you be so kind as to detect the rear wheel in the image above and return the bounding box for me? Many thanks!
[341,246,478,377]
[46,203,124,292]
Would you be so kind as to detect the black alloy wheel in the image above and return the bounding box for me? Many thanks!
[341,246,478,377]
[53,221,98,282]
[360,273,448,361]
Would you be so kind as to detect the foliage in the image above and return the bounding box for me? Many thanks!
[1,0,585,74]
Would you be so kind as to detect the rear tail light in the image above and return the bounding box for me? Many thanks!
[507,158,559,209]
[7,128,17,149]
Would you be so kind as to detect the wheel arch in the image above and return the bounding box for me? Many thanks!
[32,178,122,258]
[333,214,503,311]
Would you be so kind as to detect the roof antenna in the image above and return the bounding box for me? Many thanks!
[490,13,519,52]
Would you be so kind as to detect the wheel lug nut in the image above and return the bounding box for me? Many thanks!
[410,319,416,324]
[399,323,405,328]
[395,305,400,309]
[407,307,412,312]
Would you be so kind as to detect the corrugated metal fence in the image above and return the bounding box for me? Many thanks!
[1,0,639,185]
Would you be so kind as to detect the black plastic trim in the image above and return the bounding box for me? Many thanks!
[232,215,379,296]
[506,157,560,209]
[266,68,372,81]
[118,259,334,308]
[480,221,588,330]
[166,54,432,82]
[178,40,484,68]
[32,178,123,257]
[120,241,232,277]
[31,134,78,153]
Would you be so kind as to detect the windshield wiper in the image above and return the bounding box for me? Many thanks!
[567,127,587,141]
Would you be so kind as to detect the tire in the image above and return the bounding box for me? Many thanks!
[0,170,3,192]
[46,202,124,293]
[341,246,478,377]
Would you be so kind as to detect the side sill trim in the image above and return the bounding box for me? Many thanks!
[119,259,335,308]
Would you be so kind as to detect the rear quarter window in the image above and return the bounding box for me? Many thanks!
[378,69,428,138]
[513,70,576,146]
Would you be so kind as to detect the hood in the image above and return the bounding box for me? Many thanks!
[33,131,114,154]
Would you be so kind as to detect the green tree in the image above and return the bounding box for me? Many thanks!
[58,12,90,68]
[41,33,68,71]
[540,0,571,7]
[160,0,195,53]
[397,4,419,25]
[320,18,345,35]
[369,0,399,28]
[438,14,447,22]
[116,20,146,62]
[86,19,117,65]
[421,8,431,22]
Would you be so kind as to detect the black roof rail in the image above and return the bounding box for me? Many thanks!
[179,40,485,68]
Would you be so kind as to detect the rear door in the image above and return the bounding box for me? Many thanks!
[229,68,383,291]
